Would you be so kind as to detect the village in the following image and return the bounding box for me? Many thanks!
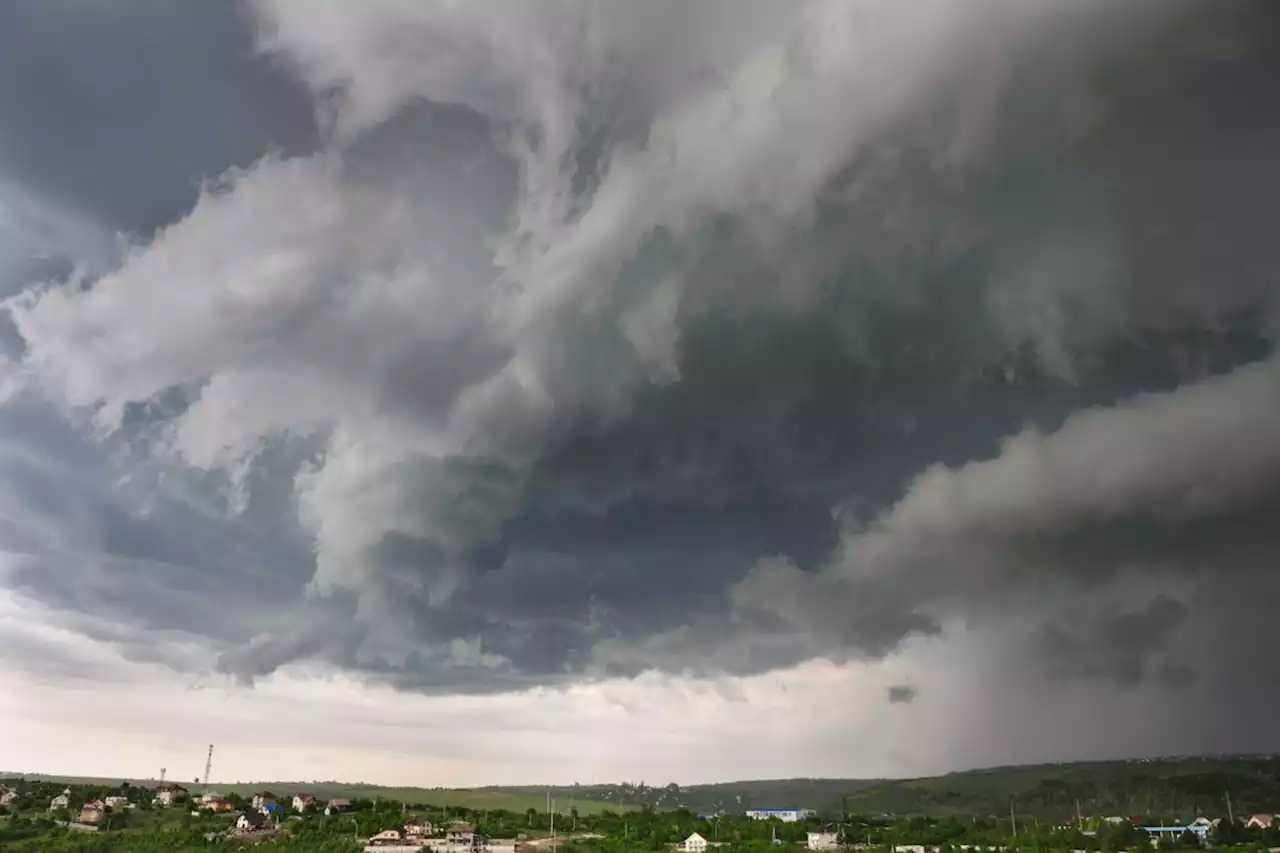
[7,776,1280,853]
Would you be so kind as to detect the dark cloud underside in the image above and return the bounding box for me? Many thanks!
[0,0,1278,745]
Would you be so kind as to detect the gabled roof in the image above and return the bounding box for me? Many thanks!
[450,822,478,833]
[237,810,267,826]
[685,833,708,843]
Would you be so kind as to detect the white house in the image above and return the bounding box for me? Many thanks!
[153,784,187,807]
[251,791,277,809]
[370,829,404,846]
[405,817,434,838]
[236,811,268,832]
[104,795,130,810]
[808,832,839,850]
[292,793,317,812]
[745,809,816,823]
[0,790,18,806]
[447,822,490,853]
[325,798,351,816]
[682,832,709,852]
[50,789,71,810]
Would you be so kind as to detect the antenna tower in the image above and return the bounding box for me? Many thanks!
[202,744,214,793]
[159,767,166,784]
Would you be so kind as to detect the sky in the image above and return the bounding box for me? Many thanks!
[2,0,1280,788]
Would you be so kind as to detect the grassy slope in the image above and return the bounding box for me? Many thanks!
[841,757,1280,819]
[490,757,1280,818]
[482,779,884,814]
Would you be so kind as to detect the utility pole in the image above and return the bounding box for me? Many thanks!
[1226,791,1235,825]
[1010,797,1018,839]
[552,798,557,853]
[1077,799,1084,831]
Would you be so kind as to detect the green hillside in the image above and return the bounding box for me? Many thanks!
[840,756,1280,819]
[483,779,884,814]
[490,756,1280,819]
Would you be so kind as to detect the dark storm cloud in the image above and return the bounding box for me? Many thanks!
[2,0,1280,722]
[887,685,918,704]
[1037,596,1190,687]
[0,0,316,236]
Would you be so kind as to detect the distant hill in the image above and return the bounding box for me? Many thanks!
[488,756,1280,819]
[841,756,1280,820]
[481,779,884,814]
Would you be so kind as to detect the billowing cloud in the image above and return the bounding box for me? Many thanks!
[1,0,1280,775]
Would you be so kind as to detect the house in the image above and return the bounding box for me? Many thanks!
[261,802,284,818]
[405,817,435,838]
[236,810,268,832]
[154,783,188,806]
[1247,815,1275,829]
[252,791,278,809]
[447,821,490,852]
[808,832,839,850]
[683,832,709,852]
[1143,825,1209,846]
[50,789,71,810]
[370,829,404,846]
[325,797,351,816]
[0,789,18,806]
[292,793,317,812]
[104,795,130,810]
[746,809,816,823]
[202,796,234,813]
[78,803,106,824]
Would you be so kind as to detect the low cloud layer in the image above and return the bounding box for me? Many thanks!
[2,0,1280,771]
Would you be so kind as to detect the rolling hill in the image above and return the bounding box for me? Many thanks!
[839,756,1280,819]
[488,756,1280,819]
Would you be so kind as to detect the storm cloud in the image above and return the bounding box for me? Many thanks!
[2,0,1280,765]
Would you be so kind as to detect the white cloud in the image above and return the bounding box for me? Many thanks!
[833,357,1280,592]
